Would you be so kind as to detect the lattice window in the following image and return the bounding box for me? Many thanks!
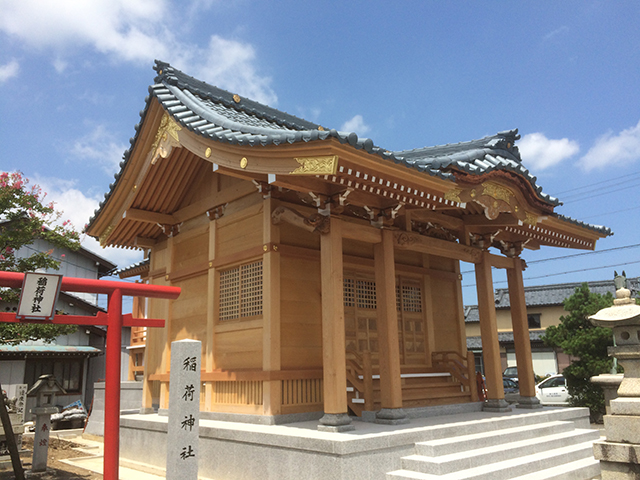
[401,284,423,312]
[356,280,377,309]
[240,261,263,317]
[219,266,240,321]
[344,278,355,307]
[218,260,263,321]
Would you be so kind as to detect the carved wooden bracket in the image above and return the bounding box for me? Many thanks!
[271,206,330,234]
[497,241,524,258]
[158,223,182,238]
[206,205,226,220]
[150,113,182,165]
[445,181,538,223]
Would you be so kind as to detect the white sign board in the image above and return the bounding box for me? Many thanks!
[16,273,62,321]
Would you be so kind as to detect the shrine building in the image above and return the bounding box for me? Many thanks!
[86,61,611,430]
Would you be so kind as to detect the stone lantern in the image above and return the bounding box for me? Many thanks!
[590,272,640,479]
[26,374,67,472]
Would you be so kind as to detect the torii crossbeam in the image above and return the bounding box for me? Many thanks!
[0,271,180,480]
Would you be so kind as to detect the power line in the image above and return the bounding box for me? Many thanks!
[554,170,640,196]
[561,181,640,204]
[460,243,640,275]
[581,205,640,221]
[462,259,640,288]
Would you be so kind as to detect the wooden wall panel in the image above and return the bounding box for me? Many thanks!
[280,256,322,369]
[430,275,461,353]
[427,254,457,272]
[170,274,208,358]
[279,222,320,250]
[173,229,208,272]
[152,243,168,270]
[216,207,263,258]
[343,239,373,259]
[215,328,263,369]
[394,249,424,267]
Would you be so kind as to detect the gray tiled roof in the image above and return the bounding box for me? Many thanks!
[467,330,546,349]
[115,258,150,278]
[465,276,639,323]
[87,60,577,230]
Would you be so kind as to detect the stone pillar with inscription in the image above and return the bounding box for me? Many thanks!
[166,340,201,480]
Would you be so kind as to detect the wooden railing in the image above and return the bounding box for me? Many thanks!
[149,368,324,412]
[432,351,479,402]
[346,348,373,412]
[130,326,147,346]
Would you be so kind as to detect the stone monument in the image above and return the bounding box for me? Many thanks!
[590,272,640,479]
[166,339,201,480]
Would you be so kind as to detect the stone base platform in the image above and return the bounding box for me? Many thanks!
[116,405,597,480]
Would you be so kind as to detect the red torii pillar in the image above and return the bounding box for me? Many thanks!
[0,271,180,480]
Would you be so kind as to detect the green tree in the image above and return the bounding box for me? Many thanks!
[543,283,615,421]
[0,171,80,344]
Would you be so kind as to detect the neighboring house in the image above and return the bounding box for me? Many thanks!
[465,276,639,377]
[0,237,121,418]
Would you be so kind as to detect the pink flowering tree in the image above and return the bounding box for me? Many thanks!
[0,171,80,343]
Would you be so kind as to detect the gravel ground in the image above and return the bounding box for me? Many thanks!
[0,436,101,480]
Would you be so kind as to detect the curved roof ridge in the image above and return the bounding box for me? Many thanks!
[154,60,319,131]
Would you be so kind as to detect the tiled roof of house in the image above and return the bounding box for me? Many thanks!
[465,276,639,323]
[87,60,603,232]
[115,258,150,279]
[467,330,546,349]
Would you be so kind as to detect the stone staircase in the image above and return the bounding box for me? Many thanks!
[387,409,601,480]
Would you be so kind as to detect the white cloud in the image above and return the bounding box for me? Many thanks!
[518,132,579,170]
[0,59,19,83]
[33,175,143,270]
[70,124,127,175]
[543,26,569,42]
[579,120,640,171]
[0,0,277,104]
[340,115,371,137]
[176,35,277,105]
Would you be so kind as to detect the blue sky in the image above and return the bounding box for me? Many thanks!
[1,1,639,306]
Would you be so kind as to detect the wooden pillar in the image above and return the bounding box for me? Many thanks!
[475,250,510,411]
[160,236,175,410]
[507,258,541,408]
[374,229,408,424]
[262,197,282,416]
[422,254,436,366]
[205,219,217,411]
[453,261,468,355]
[318,217,353,431]
[142,251,169,412]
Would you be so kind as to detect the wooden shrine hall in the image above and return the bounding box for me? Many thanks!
[86,60,610,430]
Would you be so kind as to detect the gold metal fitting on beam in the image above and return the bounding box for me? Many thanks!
[240,157,248,169]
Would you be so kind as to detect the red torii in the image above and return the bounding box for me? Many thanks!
[0,271,180,480]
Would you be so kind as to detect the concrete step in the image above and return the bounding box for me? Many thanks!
[402,428,599,475]
[414,420,576,457]
[510,456,601,480]
[401,408,591,443]
[386,441,597,480]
